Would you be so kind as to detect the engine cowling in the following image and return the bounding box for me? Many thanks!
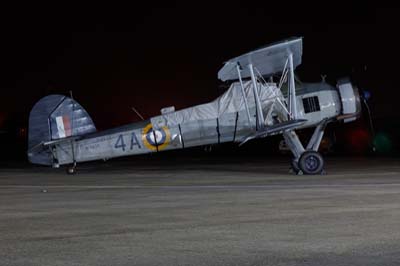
[337,78,361,123]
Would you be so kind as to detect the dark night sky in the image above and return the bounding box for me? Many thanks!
[0,2,399,130]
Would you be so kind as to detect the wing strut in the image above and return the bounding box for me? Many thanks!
[287,53,297,119]
[236,64,252,127]
[248,64,265,129]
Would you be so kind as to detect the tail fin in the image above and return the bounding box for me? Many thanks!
[27,94,96,165]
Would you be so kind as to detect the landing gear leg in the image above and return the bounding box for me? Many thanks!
[283,131,304,175]
[284,119,329,175]
[289,159,301,175]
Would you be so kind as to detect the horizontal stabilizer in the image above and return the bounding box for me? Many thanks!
[239,119,307,146]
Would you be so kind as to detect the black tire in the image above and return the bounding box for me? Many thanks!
[298,151,324,175]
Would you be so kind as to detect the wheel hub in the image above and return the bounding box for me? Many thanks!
[305,155,319,171]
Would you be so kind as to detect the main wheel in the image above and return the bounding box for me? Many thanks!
[298,151,324,175]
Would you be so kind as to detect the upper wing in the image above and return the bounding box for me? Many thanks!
[218,37,303,82]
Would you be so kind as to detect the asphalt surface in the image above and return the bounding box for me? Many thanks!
[1,156,400,266]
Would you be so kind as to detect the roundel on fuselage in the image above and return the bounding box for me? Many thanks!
[142,123,170,151]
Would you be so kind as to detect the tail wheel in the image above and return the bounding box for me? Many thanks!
[298,151,324,175]
[66,166,76,175]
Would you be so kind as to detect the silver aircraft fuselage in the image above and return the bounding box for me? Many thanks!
[47,80,356,166]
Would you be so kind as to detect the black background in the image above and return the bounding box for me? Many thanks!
[0,2,399,158]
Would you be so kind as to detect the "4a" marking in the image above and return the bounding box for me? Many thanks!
[114,132,141,151]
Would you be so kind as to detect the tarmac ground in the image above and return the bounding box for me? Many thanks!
[1,156,400,266]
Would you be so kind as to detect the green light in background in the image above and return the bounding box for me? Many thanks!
[373,132,392,153]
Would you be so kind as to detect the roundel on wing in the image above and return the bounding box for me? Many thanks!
[142,123,171,151]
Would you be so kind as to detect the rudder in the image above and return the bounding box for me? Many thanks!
[27,94,96,165]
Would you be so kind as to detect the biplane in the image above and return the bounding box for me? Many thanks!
[27,37,361,174]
